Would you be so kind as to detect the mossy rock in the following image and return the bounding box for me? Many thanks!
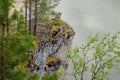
[69,31,75,36]
[62,26,75,36]
[61,61,68,66]
[52,37,60,43]
[52,25,64,32]
[46,55,59,64]
[52,26,60,32]
[52,19,64,26]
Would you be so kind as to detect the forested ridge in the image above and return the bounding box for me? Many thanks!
[0,0,120,80]
[0,0,65,80]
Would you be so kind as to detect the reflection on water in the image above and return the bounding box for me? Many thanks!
[55,0,120,80]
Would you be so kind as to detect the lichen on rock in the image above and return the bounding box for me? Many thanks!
[29,13,75,76]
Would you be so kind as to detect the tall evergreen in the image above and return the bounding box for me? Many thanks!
[25,0,28,28]
[0,0,62,80]
[1,22,5,80]
[38,0,60,22]
[0,0,40,79]
[0,0,14,79]
[29,0,32,34]
[34,0,37,35]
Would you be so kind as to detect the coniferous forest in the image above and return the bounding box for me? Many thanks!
[0,0,120,80]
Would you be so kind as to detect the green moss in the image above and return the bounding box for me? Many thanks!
[46,55,59,64]
[52,19,64,26]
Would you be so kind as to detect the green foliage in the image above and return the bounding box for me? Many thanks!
[0,0,63,80]
[0,0,14,23]
[10,9,19,21]
[67,32,120,80]
[1,23,38,80]
[42,67,64,80]
[10,9,26,32]
[0,2,39,80]
[5,31,36,64]
[52,19,63,26]
[25,73,41,80]
[38,0,60,22]
[39,16,50,22]
[2,0,120,80]
[0,0,3,16]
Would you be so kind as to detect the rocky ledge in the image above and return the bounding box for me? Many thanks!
[28,15,75,76]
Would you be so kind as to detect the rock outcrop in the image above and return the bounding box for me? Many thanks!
[29,18,75,76]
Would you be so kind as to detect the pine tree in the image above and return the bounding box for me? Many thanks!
[34,0,37,35]
[38,0,60,22]
[0,0,62,80]
[0,0,14,79]
[29,0,32,34]
[25,0,28,28]
[1,22,5,80]
[0,1,40,79]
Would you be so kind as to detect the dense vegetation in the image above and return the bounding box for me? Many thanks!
[0,0,39,80]
[0,0,120,80]
[0,0,61,80]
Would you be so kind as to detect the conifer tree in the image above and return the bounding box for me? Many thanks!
[34,0,37,35]
[0,0,40,80]
[25,0,28,28]
[38,0,60,22]
[0,0,14,79]
[29,0,32,33]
